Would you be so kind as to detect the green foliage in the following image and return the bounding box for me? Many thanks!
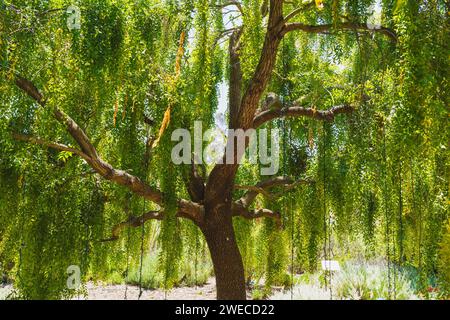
[251,287,265,300]
[234,218,256,281]
[125,253,164,290]
[263,218,289,289]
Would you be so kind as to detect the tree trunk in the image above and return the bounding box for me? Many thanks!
[201,205,246,300]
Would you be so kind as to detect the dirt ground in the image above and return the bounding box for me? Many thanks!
[0,277,256,300]
[0,277,234,300]
[77,277,218,300]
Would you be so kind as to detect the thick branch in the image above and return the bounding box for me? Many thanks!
[232,176,313,226]
[14,75,164,204]
[253,104,354,128]
[15,77,45,104]
[207,7,393,207]
[100,210,163,242]
[178,199,205,225]
[52,109,99,158]
[101,200,205,242]
[86,158,163,203]
[282,22,397,42]
[15,76,98,158]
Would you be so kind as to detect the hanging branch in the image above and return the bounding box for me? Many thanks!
[152,31,186,148]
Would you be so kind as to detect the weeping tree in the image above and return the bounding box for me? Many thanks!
[0,0,448,300]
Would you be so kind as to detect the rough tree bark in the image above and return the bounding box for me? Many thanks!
[202,201,246,300]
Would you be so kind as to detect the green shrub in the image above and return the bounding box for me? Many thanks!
[126,254,165,289]
[251,288,265,300]
[179,256,212,287]
[107,271,126,285]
